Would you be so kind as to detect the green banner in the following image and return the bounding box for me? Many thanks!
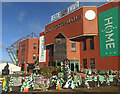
[98,6,119,57]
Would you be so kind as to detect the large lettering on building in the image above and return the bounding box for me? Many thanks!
[39,36,46,62]
[51,1,79,22]
[98,6,119,57]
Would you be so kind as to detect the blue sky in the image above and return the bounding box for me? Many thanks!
[1,2,107,63]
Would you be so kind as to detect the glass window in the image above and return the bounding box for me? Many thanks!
[91,58,95,69]
[44,64,46,67]
[49,48,51,56]
[22,64,24,71]
[57,62,60,66]
[52,62,55,67]
[21,45,25,51]
[21,54,25,61]
[71,41,76,51]
[83,59,87,68]
[48,62,50,66]
[33,53,36,59]
[90,37,94,50]
[52,47,54,56]
[33,43,36,49]
[83,39,86,51]
[27,67,29,72]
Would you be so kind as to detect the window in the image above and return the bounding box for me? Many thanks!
[21,64,24,71]
[90,37,94,50]
[83,39,86,51]
[33,43,36,49]
[91,58,95,69]
[21,54,25,61]
[21,45,25,51]
[83,59,87,68]
[52,62,55,67]
[48,62,50,66]
[27,67,29,72]
[52,47,54,56]
[49,48,51,56]
[71,41,76,51]
[33,53,36,59]
[44,64,46,67]
[57,62,60,66]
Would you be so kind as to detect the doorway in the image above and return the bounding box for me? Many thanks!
[70,60,80,72]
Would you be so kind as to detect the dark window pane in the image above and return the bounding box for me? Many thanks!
[83,39,86,51]
[76,64,79,72]
[52,62,55,67]
[33,53,36,59]
[83,59,87,68]
[49,48,51,56]
[22,64,24,71]
[21,45,25,51]
[90,37,94,50]
[57,62,60,66]
[27,67,29,72]
[52,47,54,56]
[71,41,76,51]
[48,62,50,66]
[33,43,36,49]
[91,58,95,69]
[44,64,46,67]
[71,64,74,71]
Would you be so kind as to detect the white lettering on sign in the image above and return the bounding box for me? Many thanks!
[104,17,115,49]
[67,1,79,14]
[39,36,46,62]
[105,33,114,42]
[104,17,113,26]
[106,43,115,49]
[51,12,61,22]
[51,1,79,22]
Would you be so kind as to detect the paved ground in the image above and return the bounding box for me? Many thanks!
[32,86,120,93]
[1,86,120,94]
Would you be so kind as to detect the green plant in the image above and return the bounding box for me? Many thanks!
[40,66,55,77]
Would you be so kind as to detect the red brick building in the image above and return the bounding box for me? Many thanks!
[18,38,39,72]
[39,1,120,71]
[18,1,120,72]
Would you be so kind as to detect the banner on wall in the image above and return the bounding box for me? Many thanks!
[98,6,119,57]
[39,36,46,62]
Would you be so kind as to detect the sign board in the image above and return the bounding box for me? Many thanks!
[39,36,46,62]
[47,14,81,33]
[51,1,79,22]
[98,6,119,57]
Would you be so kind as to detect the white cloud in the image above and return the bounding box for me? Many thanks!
[18,11,26,22]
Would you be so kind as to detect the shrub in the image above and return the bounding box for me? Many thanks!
[40,66,55,77]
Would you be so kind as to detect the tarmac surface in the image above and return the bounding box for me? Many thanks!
[1,86,120,94]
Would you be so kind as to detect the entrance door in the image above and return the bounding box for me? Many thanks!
[54,33,67,63]
[71,63,74,71]
[70,60,80,72]
[75,63,79,72]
